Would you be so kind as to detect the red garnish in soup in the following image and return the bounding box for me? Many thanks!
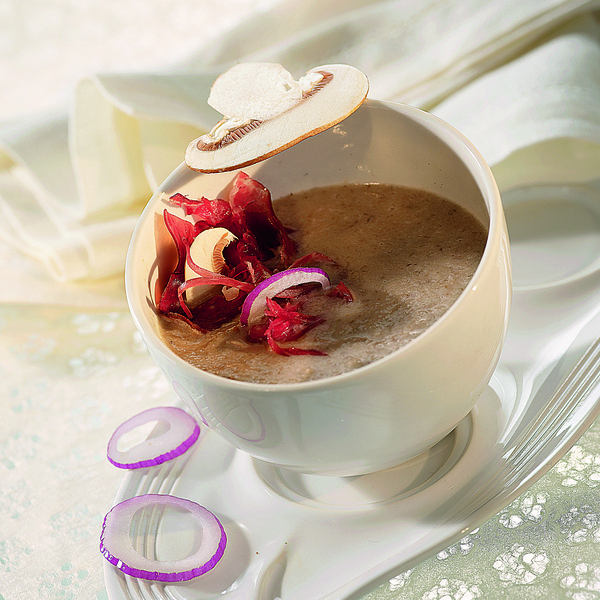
[255,297,327,357]
[156,172,352,353]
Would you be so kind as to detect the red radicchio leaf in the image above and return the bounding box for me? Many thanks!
[223,232,273,285]
[265,298,325,342]
[327,281,354,302]
[158,211,196,314]
[170,193,235,231]
[289,252,339,269]
[162,210,195,265]
[265,332,327,356]
[256,298,326,356]
[228,172,296,266]
[184,287,248,330]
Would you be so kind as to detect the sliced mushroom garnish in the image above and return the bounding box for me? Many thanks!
[196,118,263,151]
[185,63,369,173]
[184,227,238,306]
[207,63,304,122]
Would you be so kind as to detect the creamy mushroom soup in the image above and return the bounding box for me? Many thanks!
[158,183,487,383]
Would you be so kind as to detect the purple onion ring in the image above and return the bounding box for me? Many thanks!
[240,267,330,327]
[100,494,227,581]
[107,406,200,469]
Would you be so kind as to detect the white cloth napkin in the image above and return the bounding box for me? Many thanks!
[1,0,600,306]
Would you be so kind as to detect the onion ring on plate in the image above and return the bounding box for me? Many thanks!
[107,406,200,469]
[100,494,227,582]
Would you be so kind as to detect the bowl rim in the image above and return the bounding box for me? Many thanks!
[125,98,507,391]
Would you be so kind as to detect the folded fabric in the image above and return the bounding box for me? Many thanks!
[1,0,600,307]
[433,14,600,190]
[190,0,600,107]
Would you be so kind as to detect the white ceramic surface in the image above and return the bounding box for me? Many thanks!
[108,178,600,598]
[125,99,511,476]
[103,292,600,600]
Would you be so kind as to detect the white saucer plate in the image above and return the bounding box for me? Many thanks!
[105,181,600,600]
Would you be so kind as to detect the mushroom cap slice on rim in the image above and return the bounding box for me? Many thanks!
[207,62,304,121]
[185,63,369,173]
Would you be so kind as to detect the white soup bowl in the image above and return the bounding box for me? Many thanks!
[125,99,512,476]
